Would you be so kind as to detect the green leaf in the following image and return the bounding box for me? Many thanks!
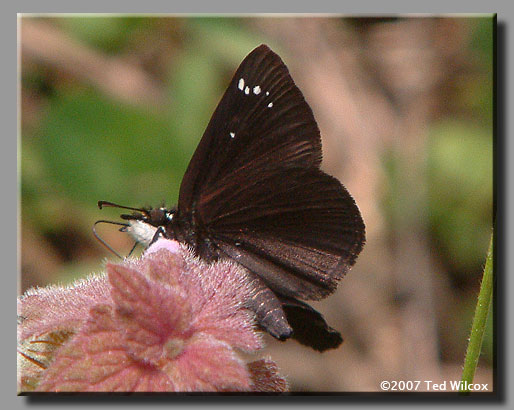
[460,233,493,393]
[35,89,182,207]
[428,120,492,274]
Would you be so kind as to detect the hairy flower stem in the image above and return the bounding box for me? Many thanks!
[460,233,493,393]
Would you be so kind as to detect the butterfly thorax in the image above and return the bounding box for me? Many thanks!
[171,209,221,262]
[121,206,219,261]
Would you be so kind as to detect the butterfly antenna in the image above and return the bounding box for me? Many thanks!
[93,220,130,259]
[97,201,149,215]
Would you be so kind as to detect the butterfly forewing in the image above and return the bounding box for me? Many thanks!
[178,45,322,215]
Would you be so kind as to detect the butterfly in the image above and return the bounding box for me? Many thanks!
[97,44,365,352]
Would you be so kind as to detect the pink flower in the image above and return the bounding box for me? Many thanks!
[18,239,287,392]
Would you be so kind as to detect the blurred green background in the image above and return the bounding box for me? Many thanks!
[19,15,493,392]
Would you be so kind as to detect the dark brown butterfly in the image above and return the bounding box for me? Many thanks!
[98,45,365,351]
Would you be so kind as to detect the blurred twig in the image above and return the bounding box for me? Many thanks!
[20,18,166,108]
[367,19,462,386]
[460,233,493,393]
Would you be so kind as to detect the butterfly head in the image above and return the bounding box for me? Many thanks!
[97,200,176,248]
[121,206,176,246]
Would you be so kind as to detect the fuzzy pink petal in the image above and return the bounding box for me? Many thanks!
[22,241,270,393]
[106,261,190,364]
[36,305,176,392]
[127,246,185,287]
[191,314,262,352]
[18,274,111,342]
[131,247,262,351]
[163,334,252,392]
[175,254,263,351]
[144,238,181,256]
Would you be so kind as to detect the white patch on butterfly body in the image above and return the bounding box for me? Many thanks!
[238,78,245,91]
[127,220,159,247]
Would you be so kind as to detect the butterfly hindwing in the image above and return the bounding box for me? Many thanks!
[200,166,364,300]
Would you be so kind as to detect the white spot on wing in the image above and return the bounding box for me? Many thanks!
[253,86,261,95]
[266,91,269,96]
[230,132,235,138]
[268,102,273,108]
[238,78,244,91]
[244,86,250,95]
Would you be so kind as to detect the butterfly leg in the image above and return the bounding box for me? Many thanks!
[149,226,167,246]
